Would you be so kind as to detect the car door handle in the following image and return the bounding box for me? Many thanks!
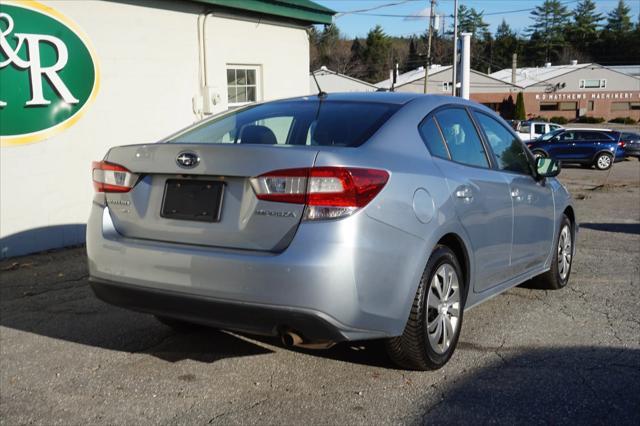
[455,186,473,202]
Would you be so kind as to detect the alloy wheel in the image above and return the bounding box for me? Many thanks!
[597,154,611,169]
[557,225,572,280]
[426,263,461,354]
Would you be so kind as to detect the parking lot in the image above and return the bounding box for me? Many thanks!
[1,160,639,425]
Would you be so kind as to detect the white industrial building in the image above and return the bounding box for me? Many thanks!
[309,66,377,93]
[0,0,334,258]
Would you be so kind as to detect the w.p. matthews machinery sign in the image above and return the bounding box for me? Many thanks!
[0,1,99,146]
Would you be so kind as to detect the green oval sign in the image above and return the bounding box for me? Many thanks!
[0,1,99,146]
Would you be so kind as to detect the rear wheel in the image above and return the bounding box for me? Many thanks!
[530,214,573,290]
[594,152,613,170]
[532,150,547,160]
[386,245,465,370]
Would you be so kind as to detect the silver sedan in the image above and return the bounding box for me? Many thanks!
[87,93,577,370]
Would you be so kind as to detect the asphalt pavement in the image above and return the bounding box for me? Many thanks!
[1,160,639,425]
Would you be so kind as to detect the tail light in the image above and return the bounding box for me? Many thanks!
[92,161,138,193]
[250,167,389,221]
[618,141,626,148]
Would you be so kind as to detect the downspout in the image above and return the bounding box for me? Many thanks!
[196,11,213,119]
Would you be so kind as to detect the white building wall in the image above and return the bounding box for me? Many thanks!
[0,0,311,258]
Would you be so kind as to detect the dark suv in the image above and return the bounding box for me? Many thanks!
[526,129,625,170]
[620,132,640,160]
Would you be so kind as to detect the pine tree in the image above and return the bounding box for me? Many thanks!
[605,0,633,33]
[456,4,490,39]
[569,0,603,44]
[363,25,392,82]
[515,92,526,120]
[527,0,571,63]
[404,37,421,72]
[493,20,521,71]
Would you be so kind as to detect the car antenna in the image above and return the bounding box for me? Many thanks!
[311,70,327,98]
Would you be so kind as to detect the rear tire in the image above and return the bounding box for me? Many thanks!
[532,150,547,160]
[530,214,574,290]
[155,315,204,332]
[386,245,465,370]
[594,152,613,170]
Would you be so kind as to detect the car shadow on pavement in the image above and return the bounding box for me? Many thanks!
[0,279,273,363]
[418,345,640,425]
[580,222,640,235]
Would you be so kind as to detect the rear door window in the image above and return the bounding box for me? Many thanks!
[559,131,575,141]
[434,108,489,168]
[474,112,532,175]
[534,124,546,134]
[418,116,449,159]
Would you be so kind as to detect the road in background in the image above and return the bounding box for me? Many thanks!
[1,160,638,425]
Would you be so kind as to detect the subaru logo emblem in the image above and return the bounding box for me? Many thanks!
[176,151,199,168]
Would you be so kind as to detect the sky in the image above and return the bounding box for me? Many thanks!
[315,0,640,39]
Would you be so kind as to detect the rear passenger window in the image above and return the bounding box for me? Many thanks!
[475,112,532,175]
[435,108,489,168]
[534,124,546,134]
[418,117,449,159]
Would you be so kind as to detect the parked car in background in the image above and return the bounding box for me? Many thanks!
[87,93,576,371]
[526,128,625,170]
[517,121,564,141]
[620,132,640,160]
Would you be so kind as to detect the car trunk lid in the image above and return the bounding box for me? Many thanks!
[102,143,318,252]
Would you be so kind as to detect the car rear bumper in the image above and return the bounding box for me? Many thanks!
[624,149,640,158]
[90,278,348,342]
[87,203,429,341]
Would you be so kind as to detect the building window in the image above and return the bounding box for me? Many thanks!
[442,82,452,92]
[540,103,559,111]
[559,102,577,111]
[227,66,259,106]
[588,100,594,111]
[611,102,640,111]
[579,79,606,89]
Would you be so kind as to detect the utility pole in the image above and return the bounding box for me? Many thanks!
[451,0,458,96]
[422,0,437,94]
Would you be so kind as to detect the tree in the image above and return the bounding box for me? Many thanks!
[527,0,571,63]
[456,5,490,39]
[403,37,421,72]
[605,0,633,33]
[492,20,521,71]
[362,25,392,82]
[515,92,526,120]
[568,0,603,46]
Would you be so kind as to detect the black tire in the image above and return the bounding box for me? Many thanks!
[530,214,574,290]
[155,315,204,332]
[594,152,613,170]
[532,150,547,159]
[385,245,466,370]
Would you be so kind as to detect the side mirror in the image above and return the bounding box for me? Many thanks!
[536,157,561,178]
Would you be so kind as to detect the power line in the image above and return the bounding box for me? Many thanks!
[335,0,580,19]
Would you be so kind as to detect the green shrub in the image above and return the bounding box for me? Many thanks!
[608,116,637,125]
[550,116,569,124]
[575,116,605,123]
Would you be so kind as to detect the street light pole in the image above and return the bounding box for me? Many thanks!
[451,0,458,96]
[422,0,437,94]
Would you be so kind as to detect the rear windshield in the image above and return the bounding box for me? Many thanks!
[168,100,400,147]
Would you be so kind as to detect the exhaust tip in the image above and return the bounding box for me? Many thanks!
[281,330,303,347]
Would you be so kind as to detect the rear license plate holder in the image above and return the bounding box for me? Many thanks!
[161,180,224,222]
